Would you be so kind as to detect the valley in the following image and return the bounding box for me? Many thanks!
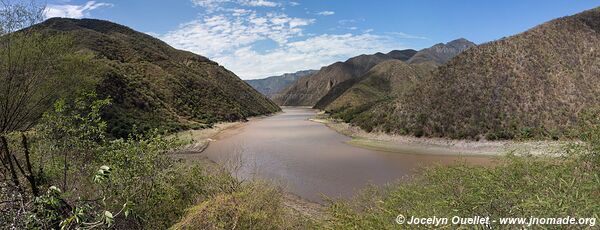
[2,1,600,229]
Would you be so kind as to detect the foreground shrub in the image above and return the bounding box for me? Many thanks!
[0,92,214,229]
[171,180,310,230]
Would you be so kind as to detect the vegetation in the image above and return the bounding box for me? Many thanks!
[320,110,600,229]
[32,17,280,138]
[322,60,436,131]
[274,50,417,106]
[1,92,204,228]
[171,181,311,230]
[2,1,600,229]
[316,39,475,135]
[330,8,600,140]
[0,2,283,229]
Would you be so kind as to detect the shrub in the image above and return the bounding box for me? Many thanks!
[171,181,310,230]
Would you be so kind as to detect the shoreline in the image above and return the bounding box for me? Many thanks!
[170,112,281,154]
[310,117,568,157]
[168,111,325,218]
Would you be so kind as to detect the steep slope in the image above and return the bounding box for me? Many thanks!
[324,60,435,112]
[274,49,417,106]
[407,38,475,64]
[245,70,317,98]
[386,49,418,61]
[314,40,471,109]
[34,18,280,137]
[355,7,600,139]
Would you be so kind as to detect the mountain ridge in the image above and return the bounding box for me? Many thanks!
[407,38,476,64]
[313,39,473,109]
[273,49,417,106]
[245,70,317,98]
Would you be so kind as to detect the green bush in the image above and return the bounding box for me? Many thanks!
[3,92,211,229]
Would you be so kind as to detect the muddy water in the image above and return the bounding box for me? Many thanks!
[202,107,492,203]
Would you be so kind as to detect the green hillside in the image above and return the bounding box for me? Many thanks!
[314,40,472,110]
[274,50,417,106]
[323,61,436,132]
[34,18,280,137]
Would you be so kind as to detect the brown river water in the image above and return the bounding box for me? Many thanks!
[202,107,492,203]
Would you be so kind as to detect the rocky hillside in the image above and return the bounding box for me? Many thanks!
[273,49,417,106]
[245,70,317,98]
[407,38,475,64]
[314,39,472,109]
[340,7,600,139]
[322,60,435,112]
[33,18,280,137]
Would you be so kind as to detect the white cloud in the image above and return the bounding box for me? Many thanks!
[161,16,403,79]
[317,11,335,16]
[44,1,112,19]
[214,33,402,79]
[386,32,428,40]
[289,2,300,6]
[191,0,230,8]
[160,12,314,57]
[191,0,279,10]
[160,0,404,79]
[241,0,279,7]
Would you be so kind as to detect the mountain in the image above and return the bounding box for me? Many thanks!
[321,60,435,113]
[245,70,317,98]
[314,39,472,109]
[273,49,417,106]
[407,38,475,64]
[33,18,280,137]
[386,49,418,60]
[338,7,600,140]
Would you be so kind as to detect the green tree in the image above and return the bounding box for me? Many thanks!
[0,0,77,197]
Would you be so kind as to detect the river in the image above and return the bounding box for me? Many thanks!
[201,107,492,203]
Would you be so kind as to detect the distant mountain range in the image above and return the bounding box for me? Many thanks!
[273,49,418,106]
[326,7,600,140]
[407,38,475,64]
[245,70,317,98]
[319,60,436,113]
[33,18,279,137]
[274,39,473,108]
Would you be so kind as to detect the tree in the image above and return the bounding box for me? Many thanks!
[0,0,73,197]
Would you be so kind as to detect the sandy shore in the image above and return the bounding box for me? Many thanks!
[310,118,569,157]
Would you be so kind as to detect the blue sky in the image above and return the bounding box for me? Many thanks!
[44,0,600,79]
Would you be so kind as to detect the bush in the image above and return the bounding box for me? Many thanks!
[0,92,213,229]
[171,180,310,230]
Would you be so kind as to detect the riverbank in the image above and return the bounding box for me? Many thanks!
[310,115,568,157]
[170,122,245,154]
[170,111,282,155]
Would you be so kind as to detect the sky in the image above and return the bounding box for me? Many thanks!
[44,0,600,79]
